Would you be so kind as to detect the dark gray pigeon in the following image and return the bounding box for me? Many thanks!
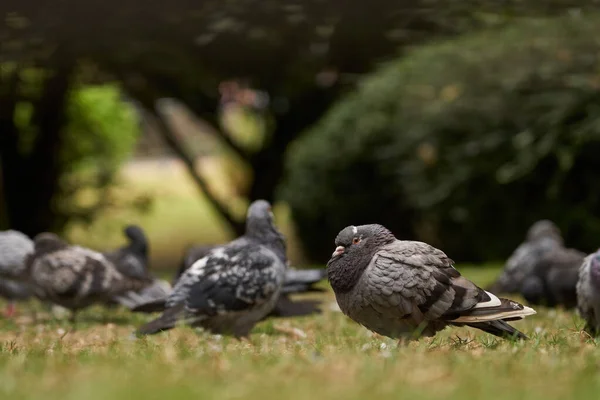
[0,230,34,316]
[576,250,600,336]
[489,220,563,294]
[24,232,169,321]
[102,225,172,306]
[103,225,149,280]
[327,224,536,343]
[136,200,287,337]
[520,245,585,309]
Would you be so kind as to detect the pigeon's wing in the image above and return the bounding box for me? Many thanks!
[0,230,34,278]
[173,245,218,285]
[576,255,596,324]
[371,241,534,323]
[168,243,283,319]
[281,267,327,294]
[30,246,139,301]
[104,249,148,280]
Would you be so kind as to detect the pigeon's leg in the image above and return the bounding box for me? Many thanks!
[69,310,78,324]
[397,336,413,348]
[4,302,16,318]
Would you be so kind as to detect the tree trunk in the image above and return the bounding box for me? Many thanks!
[248,86,339,203]
[1,61,74,236]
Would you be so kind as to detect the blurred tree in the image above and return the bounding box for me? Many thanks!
[0,1,596,236]
[0,60,140,235]
[283,15,600,262]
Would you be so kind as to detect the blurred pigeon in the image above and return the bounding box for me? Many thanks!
[174,245,326,295]
[577,250,600,336]
[489,220,563,294]
[24,232,170,321]
[521,246,585,308]
[0,230,34,316]
[327,224,536,343]
[160,235,327,319]
[136,200,287,337]
[102,225,172,307]
[103,225,149,280]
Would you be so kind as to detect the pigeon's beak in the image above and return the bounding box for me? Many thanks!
[332,246,345,257]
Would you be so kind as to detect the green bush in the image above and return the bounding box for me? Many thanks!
[281,15,600,263]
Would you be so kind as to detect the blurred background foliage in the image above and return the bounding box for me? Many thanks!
[3,3,600,268]
[283,15,600,262]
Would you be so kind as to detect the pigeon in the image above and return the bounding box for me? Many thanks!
[24,232,169,321]
[520,246,585,308]
[103,225,149,280]
[577,250,600,336]
[489,220,564,294]
[102,225,172,306]
[0,230,34,316]
[174,244,327,294]
[136,200,287,337]
[327,224,536,343]
[138,237,327,319]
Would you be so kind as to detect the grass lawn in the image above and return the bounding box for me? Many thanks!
[1,265,598,400]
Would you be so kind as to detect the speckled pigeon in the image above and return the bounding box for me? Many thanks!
[489,220,564,294]
[327,224,536,342]
[136,200,287,337]
[174,244,326,295]
[24,232,170,321]
[577,250,600,336]
[0,230,34,316]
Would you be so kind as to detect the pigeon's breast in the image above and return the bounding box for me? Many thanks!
[335,271,423,339]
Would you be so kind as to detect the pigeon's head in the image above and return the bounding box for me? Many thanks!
[327,224,396,293]
[124,225,148,255]
[32,232,68,254]
[330,224,395,259]
[590,251,600,288]
[526,220,562,243]
[245,200,286,258]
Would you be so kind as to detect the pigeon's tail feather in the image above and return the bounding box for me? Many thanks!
[282,268,327,294]
[131,298,167,313]
[136,304,185,335]
[113,279,172,310]
[449,293,536,324]
[464,320,529,340]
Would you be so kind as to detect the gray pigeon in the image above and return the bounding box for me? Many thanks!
[489,220,563,294]
[24,232,169,321]
[327,224,536,343]
[136,200,286,337]
[576,250,600,336]
[0,230,34,316]
[174,245,326,295]
[102,225,172,306]
[520,246,585,308]
[103,225,149,280]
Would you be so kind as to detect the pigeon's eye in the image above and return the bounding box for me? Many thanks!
[352,237,361,245]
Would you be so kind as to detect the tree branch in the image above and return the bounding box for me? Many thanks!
[145,100,245,235]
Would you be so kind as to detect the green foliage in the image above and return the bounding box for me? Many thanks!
[282,15,600,262]
[57,84,140,224]
[63,85,139,174]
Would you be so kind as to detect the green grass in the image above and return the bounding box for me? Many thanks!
[1,265,598,400]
